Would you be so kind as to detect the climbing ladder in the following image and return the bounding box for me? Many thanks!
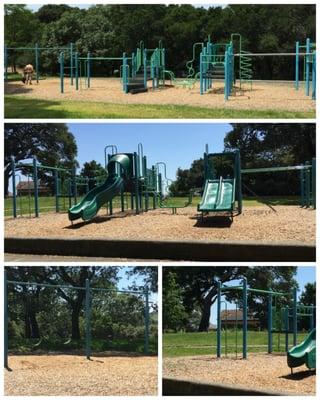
[231,34,253,90]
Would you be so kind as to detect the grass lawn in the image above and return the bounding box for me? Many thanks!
[4,195,300,217]
[5,95,315,119]
[163,331,306,357]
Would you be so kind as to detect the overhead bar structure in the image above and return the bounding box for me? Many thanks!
[4,271,150,369]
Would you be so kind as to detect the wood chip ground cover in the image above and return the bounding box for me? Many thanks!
[5,206,315,244]
[5,354,158,395]
[5,78,315,113]
[163,354,315,395]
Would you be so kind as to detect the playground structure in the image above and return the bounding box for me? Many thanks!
[8,143,168,220]
[4,43,74,84]
[197,144,316,220]
[4,36,316,101]
[59,40,166,94]
[7,143,316,221]
[4,269,151,370]
[216,278,316,373]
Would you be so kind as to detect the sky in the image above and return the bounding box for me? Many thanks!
[209,266,316,324]
[117,266,157,304]
[68,123,229,180]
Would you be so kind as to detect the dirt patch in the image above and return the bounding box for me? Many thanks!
[5,354,158,395]
[163,354,315,395]
[5,206,316,244]
[5,78,315,113]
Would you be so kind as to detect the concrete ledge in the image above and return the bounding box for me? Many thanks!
[5,237,315,261]
[162,377,289,396]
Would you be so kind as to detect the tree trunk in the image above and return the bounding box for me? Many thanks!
[71,304,81,340]
[4,168,10,197]
[198,297,212,332]
[24,297,40,338]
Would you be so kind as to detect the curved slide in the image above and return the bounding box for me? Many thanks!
[198,177,234,213]
[287,328,316,373]
[68,174,123,222]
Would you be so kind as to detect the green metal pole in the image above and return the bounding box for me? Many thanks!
[305,38,310,97]
[85,278,91,360]
[134,152,139,214]
[4,269,9,369]
[268,292,272,353]
[33,157,39,217]
[75,52,79,90]
[293,287,297,346]
[144,289,149,354]
[217,281,221,357]
[54,169,59,213]
[87,52,91,88]
[60,52,64,93]
[35,43,39,83]
[295,41,299,90]
[305,163,311,208]
[285,306,289,352]
[11,156,17,218]
[235,149,242,214]
[242,278,247,359]
[70,42,74,85]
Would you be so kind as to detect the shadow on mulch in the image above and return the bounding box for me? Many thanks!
[280,370,315,381]
[65,211,136,229]
[192,216,233,228]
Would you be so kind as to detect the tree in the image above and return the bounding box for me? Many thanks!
[163,267,297,332]
[36,4,73,24]
[163,271,187,332]
[79,160,106,192]
[4,123,78,197]
[299,282,316,306]
[127,266,158,292]
[4,5,40,72]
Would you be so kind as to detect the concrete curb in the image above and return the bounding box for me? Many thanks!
[162,377,290,396]
[5,237,315,261]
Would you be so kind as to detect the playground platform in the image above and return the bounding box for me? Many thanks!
[4,206,315,261]
[163,354,315,395]
[4,78,315,115]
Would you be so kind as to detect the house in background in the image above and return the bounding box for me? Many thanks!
[17,181,51,196]
[220,309,260,329]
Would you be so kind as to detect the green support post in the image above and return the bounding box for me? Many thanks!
[87,52,91,88]
[60,52,64,93]
[75,52,79,90]
[4,269,9,369]
[134,152,140,214]
[306,38,310,97]
[144,289,150,354]
[305,165,311,208]
[242,278,247,359]
[122,52,127,93]
[85,278,91,360]
[11,156,17,218]
[70,42,74,85]
[33,157,39,217]
[54,169,59,213]
[35,43,39,83]
[312,52,316,100]
[295,41,299,90]
[268,292,272,353]
[72,166,77,204]
[285,306,289,352]
[293,287,297,346]
[217,281,222,357]
[235,149,242,214]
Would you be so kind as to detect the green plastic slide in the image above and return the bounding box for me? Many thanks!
[287,328,316,373]
[198,177,235,213]
[68,174,123,222]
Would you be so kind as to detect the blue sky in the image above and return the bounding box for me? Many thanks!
[118,266,157,304]
[209,266,316,324]
[68,123,228,179]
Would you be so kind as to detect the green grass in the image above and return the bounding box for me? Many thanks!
[163,331,306,357]
[5,95,315,119]
[5,195,300,217]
